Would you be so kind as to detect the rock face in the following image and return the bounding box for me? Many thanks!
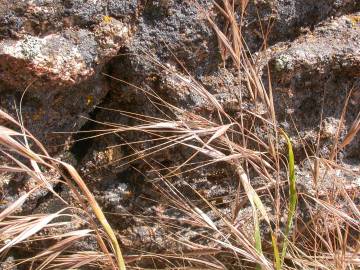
[0,0,359,267]
[245,0,360,50]
[0,21,128,87]
[1,1,359,151]
[268,12,360,159]
[0,1,131,151]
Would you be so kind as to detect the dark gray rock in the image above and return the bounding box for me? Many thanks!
[266,12,360,160]
[244,0,360,51]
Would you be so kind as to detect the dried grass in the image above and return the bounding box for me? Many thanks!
[0,110,125,269]
[1,1,359,270]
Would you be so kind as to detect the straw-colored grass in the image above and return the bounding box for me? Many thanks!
[1,1,359,269]
[0,110,125,269]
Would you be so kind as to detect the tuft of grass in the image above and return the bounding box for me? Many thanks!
[279,129,298,268]
[0,109,125,269]
[83,2,358,268]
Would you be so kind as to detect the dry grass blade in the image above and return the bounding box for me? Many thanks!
[0,189,35,222]
[305,195,359,226]
[180,129,271,225]
[60,162,126,270]
[339,111,360,150]
[0,210,64,253]
[193,206,218,231]
[46,252,110,269]
[31,229,93,270]
[190,183,273,269]
[235,165,271,225]
[0,127,44,163]
[35,229,93,258]
[0,109,50,157]
[0,108,125,270]
[1,150,62,202]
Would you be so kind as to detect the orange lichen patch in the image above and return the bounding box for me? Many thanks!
[86,95,94,105]
[0,199,9,205]
[348,15,360,27]
[32,109,44,120]
[103,15,112,24]
[104,147,123,162]
[146,75,158,82]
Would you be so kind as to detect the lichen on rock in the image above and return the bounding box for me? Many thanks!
[0,21,129,88]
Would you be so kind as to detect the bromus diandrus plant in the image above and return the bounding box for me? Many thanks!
[96,63,358,269]
[278,129,297,269]
[1,1,358,269]
[74,1,359,268]
[0,110,125,269]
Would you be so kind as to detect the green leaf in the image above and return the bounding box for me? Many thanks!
[279,129,298,267]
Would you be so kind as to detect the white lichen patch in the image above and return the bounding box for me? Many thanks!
[0,19,130,87]
[0,34,92,83]
[274,54,293,71]
[20,36,43,59]
[94,17,129,56]
[321,117,340,139]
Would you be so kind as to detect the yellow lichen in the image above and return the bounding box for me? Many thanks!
[348,15,360,27]
[0,199,8,205]
[103,15,112,24]
[86,95,94,105]
[32,109,44,121]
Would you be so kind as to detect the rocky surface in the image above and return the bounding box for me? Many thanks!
[0,0,132,152]
[245,0,360,51]
[0,0,359,268]
[267,12,360,159]
[1,1,359,151]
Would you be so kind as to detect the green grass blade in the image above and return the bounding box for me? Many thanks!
[271,233,281,270]
[279,129,298,266]
[236,166,266,270]
[254,210,262,270]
